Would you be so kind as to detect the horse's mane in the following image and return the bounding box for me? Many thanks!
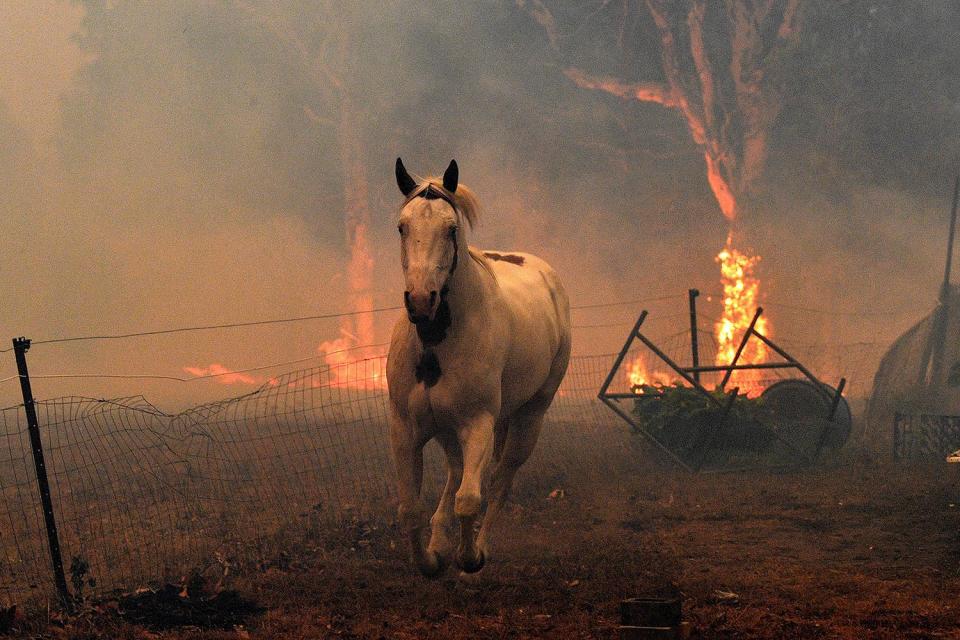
[406,177,481,229]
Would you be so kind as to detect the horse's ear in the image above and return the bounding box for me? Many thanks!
[443,159,458,194]
[395,157,417,196]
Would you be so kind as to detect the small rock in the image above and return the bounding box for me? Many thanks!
[712,589,739,604]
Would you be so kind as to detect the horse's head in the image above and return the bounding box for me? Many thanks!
[395,157,468,325]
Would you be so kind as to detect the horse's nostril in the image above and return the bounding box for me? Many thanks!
[429,291,437,304]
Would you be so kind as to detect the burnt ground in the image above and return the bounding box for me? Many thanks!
[5,457,960,639]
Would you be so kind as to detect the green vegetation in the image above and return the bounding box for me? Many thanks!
[631,384,776,462]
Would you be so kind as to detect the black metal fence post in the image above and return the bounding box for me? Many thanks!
[12,337,72,611]
[688,289,700,383]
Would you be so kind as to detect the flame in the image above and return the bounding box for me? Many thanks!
[626,356,673,391]
[182,363,276,386]
[317,215,386,390]
[714,232,771,396]
[317,327,387,390]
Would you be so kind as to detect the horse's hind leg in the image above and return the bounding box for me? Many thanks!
[476,394,550,556]
[477,334,569,557]
[427,430,462,566]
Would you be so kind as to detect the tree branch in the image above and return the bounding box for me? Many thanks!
[778,0,801,39]
[686,1,716,132]
[563,67,677,107]
[303,104,336,129]
[515,0,560,51]
[645,0,707,144]
[234,0,345,94]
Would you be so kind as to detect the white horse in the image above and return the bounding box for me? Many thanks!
[387,158,571,576]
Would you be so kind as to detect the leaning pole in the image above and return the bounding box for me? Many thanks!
[920,176,960,388]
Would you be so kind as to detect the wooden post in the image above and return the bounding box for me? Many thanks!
[12,338,72,611]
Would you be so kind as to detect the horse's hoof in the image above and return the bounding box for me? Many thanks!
[458,550,486,574]
[418,551,446,579]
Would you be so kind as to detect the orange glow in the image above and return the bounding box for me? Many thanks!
[317,328,387,390]
[345,221,375,348]
[182,363,270,386]
[714,232,770,396]
[704,153,737,221]
[312,213,386,390]
[626,355,673,391]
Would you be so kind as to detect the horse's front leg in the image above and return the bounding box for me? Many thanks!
[389,411,441,577]
[454,412,495,573]
[428,430,462,565]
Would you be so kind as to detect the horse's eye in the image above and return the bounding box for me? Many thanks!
[449,226,458,238]
[397,224,404,235]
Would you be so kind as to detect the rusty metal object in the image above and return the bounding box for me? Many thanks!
[618,596,684,639]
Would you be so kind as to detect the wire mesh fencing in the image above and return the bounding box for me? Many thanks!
[0,353,630,606]
[892,413,960,461]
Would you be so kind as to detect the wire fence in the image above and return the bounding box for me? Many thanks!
[892,413,960,461]
[0,352,634,606]
[0,295,896,607]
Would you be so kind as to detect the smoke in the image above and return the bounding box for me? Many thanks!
[0,0,957,408]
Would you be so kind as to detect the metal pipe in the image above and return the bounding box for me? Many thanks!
[688,289,700,383]
[719,307,763,390]
[684,362,798,373]
[598,310,647,399]
[603,392,664,400]
[599,397,694,472]
[811,377,848,461]
[749,330,833,400]
[633,331,720,404]
[827,377,847,422]
[928,176,960,386]
[941,175,960,301]
[695,386,739,472]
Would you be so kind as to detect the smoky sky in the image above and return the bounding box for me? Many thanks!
[0,0,958,408]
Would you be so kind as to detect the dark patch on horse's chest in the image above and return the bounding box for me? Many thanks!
[415,295,451,347]
[415,350,442,387]
[483,251,525,266]
[412,289,450,387]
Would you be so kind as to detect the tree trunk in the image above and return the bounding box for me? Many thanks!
[337,94,375,349]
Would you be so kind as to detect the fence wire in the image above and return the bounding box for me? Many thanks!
[893,413,960,461]
[0,353,631,606]
[0,309,890,606]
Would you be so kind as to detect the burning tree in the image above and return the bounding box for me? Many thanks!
[556,0,801,222]
[523,0,802,389]
[236,1,376,358]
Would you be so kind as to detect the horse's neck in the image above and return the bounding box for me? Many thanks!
[444,245,490,330]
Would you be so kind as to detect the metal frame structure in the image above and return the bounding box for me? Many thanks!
[598,295,847,472]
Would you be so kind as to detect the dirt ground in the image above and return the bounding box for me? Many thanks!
[6,455,960,639]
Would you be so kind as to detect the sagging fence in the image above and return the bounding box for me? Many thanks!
[0,348,632,607]
[0,297,891,609]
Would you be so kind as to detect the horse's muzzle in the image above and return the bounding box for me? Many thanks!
[405,289,439,324]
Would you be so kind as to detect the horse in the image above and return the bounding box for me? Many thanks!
[386,158,571,576]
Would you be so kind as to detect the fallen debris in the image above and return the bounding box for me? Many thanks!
[112,584,263,631]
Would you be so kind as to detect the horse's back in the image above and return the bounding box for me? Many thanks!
[476,248,571,412]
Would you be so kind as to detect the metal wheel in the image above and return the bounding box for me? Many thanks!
[760,379,851,457]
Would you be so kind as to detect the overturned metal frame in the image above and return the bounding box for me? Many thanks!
[598,305,847,472]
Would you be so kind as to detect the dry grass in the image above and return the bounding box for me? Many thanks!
[4,453,959,639]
